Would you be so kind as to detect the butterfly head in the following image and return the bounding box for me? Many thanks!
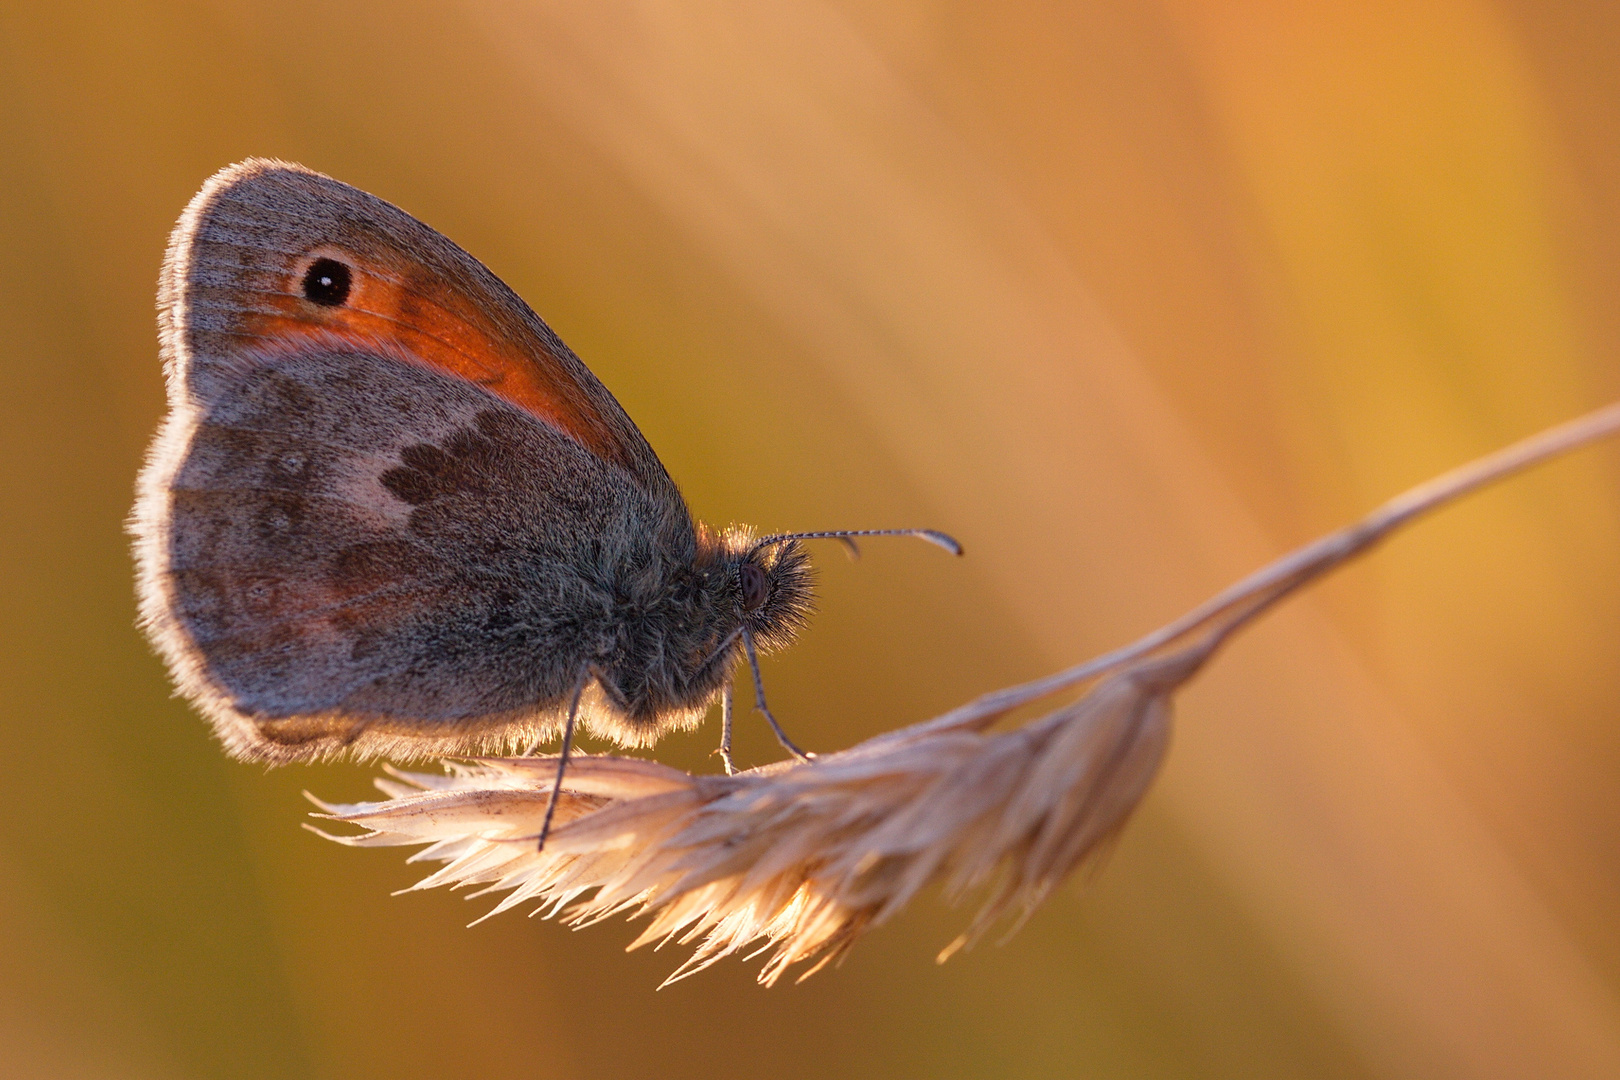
[720,531,815,654]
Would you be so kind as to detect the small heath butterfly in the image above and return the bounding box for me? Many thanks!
[131,160,959,773]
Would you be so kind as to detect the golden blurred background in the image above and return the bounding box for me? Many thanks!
[4,2,1620,1077]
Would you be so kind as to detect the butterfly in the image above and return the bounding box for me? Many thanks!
[131,159,960,797]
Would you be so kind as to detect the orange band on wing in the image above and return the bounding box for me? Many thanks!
[234,252,639,477]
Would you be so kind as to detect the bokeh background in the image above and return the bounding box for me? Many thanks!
[4,2,1620,1077]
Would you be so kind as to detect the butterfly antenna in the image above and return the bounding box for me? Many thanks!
[537,663,590,852]
[741,626,814,763]
[748,528,964,561]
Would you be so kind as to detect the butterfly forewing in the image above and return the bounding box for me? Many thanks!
[167,159,680,500]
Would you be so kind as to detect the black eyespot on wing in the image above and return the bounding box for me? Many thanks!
[740,561,769,612]
[302,258,351,306]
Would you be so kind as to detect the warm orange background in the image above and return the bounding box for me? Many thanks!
[3,3,1619,1078]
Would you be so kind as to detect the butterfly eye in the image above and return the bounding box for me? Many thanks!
[302,258,351,306]
[740,562,769,613]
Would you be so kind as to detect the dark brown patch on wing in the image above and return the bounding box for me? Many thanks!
[381,417,506,506]
[332,539,439,590]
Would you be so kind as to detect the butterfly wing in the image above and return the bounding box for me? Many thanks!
[133,160,696,762]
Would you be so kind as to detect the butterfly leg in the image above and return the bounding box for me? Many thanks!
[588,665,632,711]
[716,681,737,775]
[537,662,592,852]
[740,626,814,763]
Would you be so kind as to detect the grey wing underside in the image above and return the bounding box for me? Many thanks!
[157,344,656,761]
